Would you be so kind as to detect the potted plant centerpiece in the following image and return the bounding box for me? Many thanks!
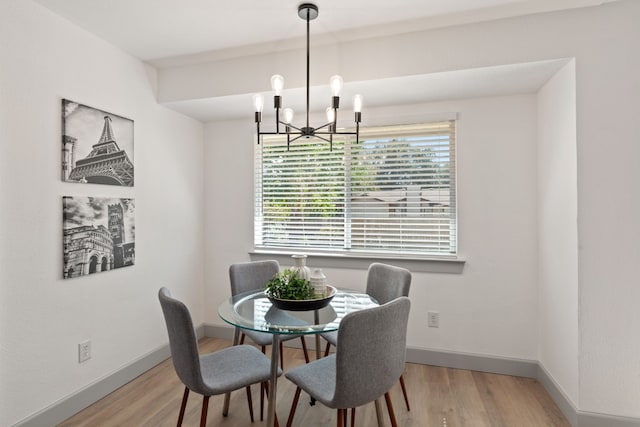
[265,268,336,311]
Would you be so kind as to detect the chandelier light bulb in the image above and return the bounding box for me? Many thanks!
[283,108,294,124]
[253,94,264,112]
[271,74,285,95]
[353,94,363,113]
[329,75,343,97]
[326,107,335,123]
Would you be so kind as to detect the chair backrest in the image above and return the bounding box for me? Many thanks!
[332,296,411,409]
[158,287,205,394]
[365,263,412,304]
[229,260,280,296]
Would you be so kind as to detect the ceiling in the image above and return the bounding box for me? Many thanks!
[33,0,611,63]
[32,0,610,121]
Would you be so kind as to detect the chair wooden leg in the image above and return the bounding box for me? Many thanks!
[384,392,398,427]
[351,407,356,427]
[286,387,302,427]
[324,341,332,357]
[239,332,246,345]
[245,385,254,422]
[177,387,189,426]
[300,337,310,363]
[399,374,410,411]
[260,382,265,421]
[337,408,345,427]
[200,395,210,427]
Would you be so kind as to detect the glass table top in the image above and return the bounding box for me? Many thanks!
[218,288,378,335]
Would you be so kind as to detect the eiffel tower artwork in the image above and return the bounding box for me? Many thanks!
[62,99,134,186]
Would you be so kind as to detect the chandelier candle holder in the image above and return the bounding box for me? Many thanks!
[253,3,362,151]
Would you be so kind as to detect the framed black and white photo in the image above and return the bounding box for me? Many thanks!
[63,196,135,279]
[62,99,134,186]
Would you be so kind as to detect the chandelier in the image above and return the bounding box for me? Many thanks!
[253,3,362,151]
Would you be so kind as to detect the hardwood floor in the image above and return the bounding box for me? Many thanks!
[58,337,570,427]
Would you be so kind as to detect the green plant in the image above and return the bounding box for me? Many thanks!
[265,269,316,300]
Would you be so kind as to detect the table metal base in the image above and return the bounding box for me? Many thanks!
[266,334,280,427]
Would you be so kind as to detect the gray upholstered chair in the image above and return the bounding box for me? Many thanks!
[320,262,412,411]
[285,297,411,427]
[158,287,280,426]
[230,260,310,367]
[229,260,310,419]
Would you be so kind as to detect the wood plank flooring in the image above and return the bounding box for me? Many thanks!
[58,337,570,427]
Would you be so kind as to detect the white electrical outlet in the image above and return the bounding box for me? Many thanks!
[428,311,439,328]
[78,340,91,363]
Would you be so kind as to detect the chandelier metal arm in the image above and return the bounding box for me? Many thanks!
[304,130,357,135]
[287,134,307,144]
[258,130,357,136]
[313,121,333,133]
[278,120,303,133]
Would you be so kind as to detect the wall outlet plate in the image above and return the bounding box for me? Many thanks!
[428,311,439,328]
[78,340,91,363]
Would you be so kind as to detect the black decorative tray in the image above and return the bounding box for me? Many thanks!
[267,285,337,311]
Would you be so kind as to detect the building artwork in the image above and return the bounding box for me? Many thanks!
[63,225,114,277]
[63,197,135,279]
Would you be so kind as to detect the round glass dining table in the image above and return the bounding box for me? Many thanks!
[218,288,378,427]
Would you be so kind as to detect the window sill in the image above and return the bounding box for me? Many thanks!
[249,249,465,274]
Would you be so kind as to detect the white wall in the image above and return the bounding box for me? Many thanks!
[537,61,579,407]
[571,2,640,417]
[204,94,539,360]
[0,1,205,425]
[193,1,640,418]
[3,0,639,423]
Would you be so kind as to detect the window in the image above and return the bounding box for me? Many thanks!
[254,121,456,257]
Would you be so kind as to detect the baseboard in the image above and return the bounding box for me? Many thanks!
[577,412,640,427]
[13,325,204,427]
[204,323,235,341]
[536,364,640,427]
[204,326,640,426]
[536,363,579,426]
[405,346,539,378]
[15,324,640,427]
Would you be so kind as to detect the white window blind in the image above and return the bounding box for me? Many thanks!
[254,121,457,256]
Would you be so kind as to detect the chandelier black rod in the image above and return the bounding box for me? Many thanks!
[305,6,311,132]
